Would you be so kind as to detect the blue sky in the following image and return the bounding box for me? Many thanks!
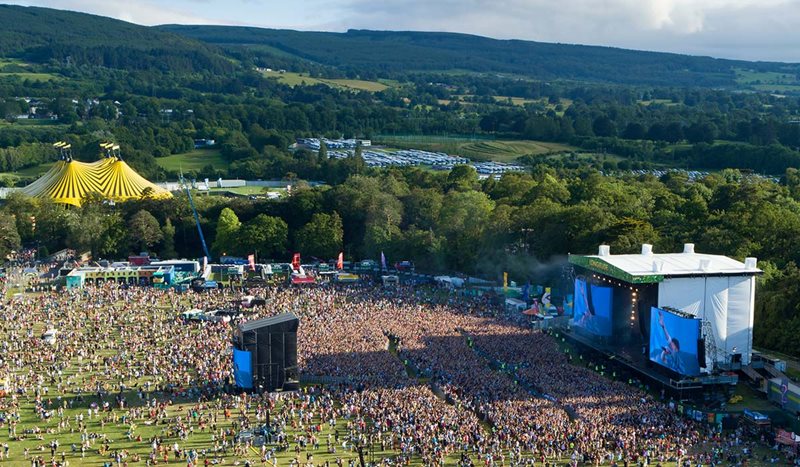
[6,0,800,62]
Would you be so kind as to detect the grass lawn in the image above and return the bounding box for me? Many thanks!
[0,72,59,82]
[0,291,535,467]
[323,78,389,92]
[155,149,227,172]
[260,71,390,92]
[376,136,575,163]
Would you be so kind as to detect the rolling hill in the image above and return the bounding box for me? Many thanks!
[158,25,800,88]
[0,5,797,89]
[0,5,234,74]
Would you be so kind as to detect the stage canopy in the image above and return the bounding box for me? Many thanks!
[22,158,171,207]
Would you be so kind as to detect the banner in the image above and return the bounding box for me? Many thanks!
[233,349,253,389]
[781,378,790,408]
[380,251,387,271]
[292,253,301,272]
[521,282,530,301]
[337,252,344,270]
[542,287,552,308]
[503,272,508,291]
[202,256,207,271]
[248,254,255,271]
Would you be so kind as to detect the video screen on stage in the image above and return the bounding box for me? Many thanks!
[573,278,613,336]
[649,307,701,376]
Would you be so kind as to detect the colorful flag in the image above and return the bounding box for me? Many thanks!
[380,251,387,271]
[337,252,344,270]
[503,272,508,291]
[292,253,301,272]
[248,254,255,271]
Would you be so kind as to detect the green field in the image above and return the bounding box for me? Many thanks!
[260,70,390,92]
[0,72,59,82]
[155,149,227,172]
[0,58,59,81]
[377,136,575,162]
[0,162,56,185]
[735,68,800,92]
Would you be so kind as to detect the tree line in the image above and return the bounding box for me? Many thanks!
[3,166,800,356]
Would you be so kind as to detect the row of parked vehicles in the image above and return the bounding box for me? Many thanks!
[179,294,268,324]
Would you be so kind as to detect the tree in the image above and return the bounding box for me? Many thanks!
[160,217,177,259]
[128,210,163,254]
[623,122,647,140]
[67,197,127,259]
[211,207,241,257]
[437,190,495,271]
[592,116,617,137]
[240,214,288,260]
[0,213,21,260]
[446,165,478,192]
[295,212,343,259]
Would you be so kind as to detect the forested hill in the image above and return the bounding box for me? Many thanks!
[0,5,234,73]
[158,25,800,87]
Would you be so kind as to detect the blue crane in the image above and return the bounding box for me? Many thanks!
[181,174,211,261]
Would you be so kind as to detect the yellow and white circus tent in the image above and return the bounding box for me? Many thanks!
[22,144,172,207]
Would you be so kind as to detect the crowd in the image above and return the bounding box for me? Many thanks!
[0,278,791,466]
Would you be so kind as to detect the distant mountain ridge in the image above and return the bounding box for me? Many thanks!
[0,5,233,74]
[158,25,800,87]
[0,4,798,87]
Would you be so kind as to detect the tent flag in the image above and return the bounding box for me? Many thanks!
[521,281,530,301]
[292,253,301,272]
[337,252,344,270]
[232,349,253,389]
[503,272,508,291]
[381,251,387,271]
[202,256,207,271]
[248,254,255,271]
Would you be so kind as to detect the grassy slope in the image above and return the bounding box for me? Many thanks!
[261,70,389,92]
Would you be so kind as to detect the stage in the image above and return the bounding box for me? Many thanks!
[557,325,738,392]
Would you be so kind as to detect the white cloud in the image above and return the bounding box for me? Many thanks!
[7,0,219,25]
[318,0,800,61]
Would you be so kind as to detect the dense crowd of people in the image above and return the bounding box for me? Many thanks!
[0,277,793,466]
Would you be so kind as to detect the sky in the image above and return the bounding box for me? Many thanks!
[6,0,800,62]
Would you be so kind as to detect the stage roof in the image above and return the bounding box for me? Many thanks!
[569,245,761,284]
[238,312,299,333]
[21,158,171,207]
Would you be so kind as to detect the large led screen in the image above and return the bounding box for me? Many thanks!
[649,307,701,376]
[573,278,613,336]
